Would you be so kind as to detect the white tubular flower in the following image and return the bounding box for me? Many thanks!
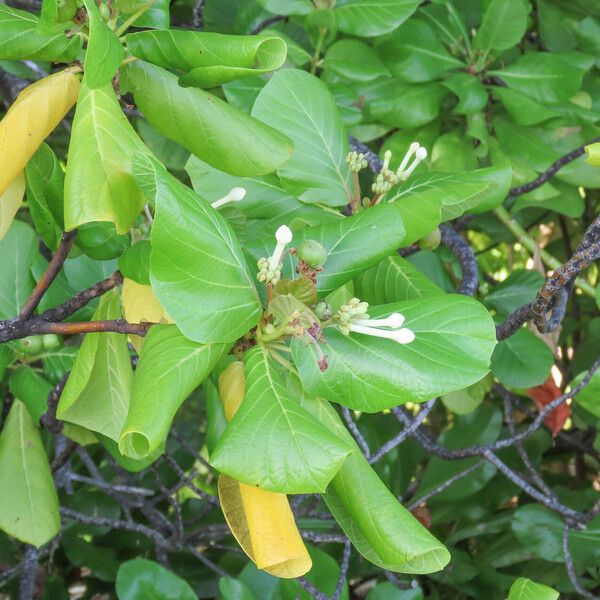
[354,312,405,328]
[268,225,293,271]
[396,142,420,177]
[348,323,416,344]
[399,146,427,182]
[211,187,246,209]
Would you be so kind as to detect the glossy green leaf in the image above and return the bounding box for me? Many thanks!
[354,255,445,304]
[492,87,558,126]
[490,329,554,389]
[255,0,312,15]
[441,375,492,415]
[64,82,150,234]
[82,0,124,89]
[25,143,64,250]
[121,60,292,177]
[0,5,81,62]
[443,73,488,115]
[508,578,558,600]
[299,394,450,573]
[116,558,196,600]
[292,295,496,411]
[247,202,405,298]
[489,53,583,105]
[418,405,502,500]
[475,0,527,53]
[485,270,545,316]
[210,346,352,493]
[324,39,390,82]
[0,221,37,319]
[119,324,228,459]
[378,19,463,83]
[118,240,151,285]
[57,290,133,441]
[116,0,169,29]
[9,366,52,422]
[125,30,287,88]
[334,0,420,37]
[252,69,352,206]
[0,401,60,547]
[388,166,512,221]
[133,153,262,344]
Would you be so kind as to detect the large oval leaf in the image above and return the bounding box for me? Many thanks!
[121,60,292,176]
[0,401,60,547]
[0,5,81,62]
[291,295,496,412]
[126,30,287,88]
[334,0,420,37]
[119,324,229,459]
[299,393,450,574]
[64,82,150,233]
[252,69,352,206]
[475,0,527,53]
[210,346,352,493]
[133,153,262,344]
[0,68,80,196]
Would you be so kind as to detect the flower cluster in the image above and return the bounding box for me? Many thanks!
[372,143,428,196]
[256,225,293,285]
[346,151,368,173]
[336,298,415,345]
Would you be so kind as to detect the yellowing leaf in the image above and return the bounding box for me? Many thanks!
[586,141,600,167]
[216,362,311,579]
[121,278,171,351]
[0,69,80,196]
[0,172,25,240]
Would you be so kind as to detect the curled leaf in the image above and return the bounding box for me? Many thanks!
[527,375,569,437]
[216,362,312,578]
[0,69,80,196]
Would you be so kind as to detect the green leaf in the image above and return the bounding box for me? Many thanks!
[388,166,512,221]
[475,0,527,53]
[125,30,287,88]
[485,270,545,316]
[354,255,445,305]
[490,329,554,389]
[255,0,313,15]
[366,583,423,600]
[378,19,463,83]
[441,375,492,415]
[292,295,496,412]
[210,346,352,493]
[492,87,558,126]
[133,153,262,344]
[82,0,124,89]
[57,290,133,441]
[0,221,37,319]
[64,82,151,234]
[370,80,446,129]
[219,578,256,600]
[116,558,196,600]
[118,240,151,285]
[443,73,488,115]
[587,141,600,167]
[121,60,292,177]
[418,405,502,501]
[252,69,352,206]
[0,401,60,547]
[25,143,64,250]
[119,324,228,459]
[0,5,81,62]
[334,0,420,37]
[299,394,449,573]
[489,53,583,105]
[9,366,52,422]
[507,578,558,600]
[324,39,390,82]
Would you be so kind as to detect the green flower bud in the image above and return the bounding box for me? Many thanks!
[419,228,441,251]
[17,336,43,355]
[315,301,332,320]
[42,334,60,350]
[296,239,327,268]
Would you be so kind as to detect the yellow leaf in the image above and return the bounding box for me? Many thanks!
[586,142,600,167]
[121,278,171,351]
[0,172,25,240]
[216,362,312,579]
[0,69,80,196]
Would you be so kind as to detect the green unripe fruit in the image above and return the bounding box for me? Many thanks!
[419,228,441,251]
[296,239,327,268]
[18,336,43,355]
[315,301,332,321]
[99,2,111,19]
[42,334,60,350]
